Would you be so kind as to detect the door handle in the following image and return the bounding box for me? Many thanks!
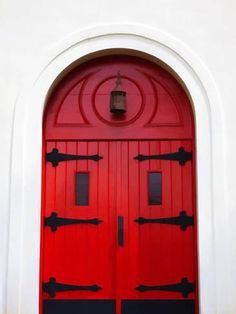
[118,216,124,247]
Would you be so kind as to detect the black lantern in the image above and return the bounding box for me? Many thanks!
[110,72,126,114]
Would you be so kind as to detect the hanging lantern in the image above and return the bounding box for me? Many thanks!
[110,71,126,114]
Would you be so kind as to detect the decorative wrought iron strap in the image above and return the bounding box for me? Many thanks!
[135,278,195,298]
[44,212,103,232]
[134,211,193,231]
[43,277,102,298]
[134,147,192,166]
[46,148,103,167]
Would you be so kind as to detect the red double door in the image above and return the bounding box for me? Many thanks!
[42,139,196,314]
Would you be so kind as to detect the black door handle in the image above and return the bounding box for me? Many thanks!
[118,216,124,247]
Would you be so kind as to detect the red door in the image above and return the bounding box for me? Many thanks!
[41,56,198,314]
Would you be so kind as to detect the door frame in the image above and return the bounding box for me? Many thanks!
[5,24,225,314]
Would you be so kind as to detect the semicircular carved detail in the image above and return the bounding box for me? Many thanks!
[142,74,182,127]
[55,72,98,126]
[148,79,182,126]
[56,79,88,125]
[45,55,194,140]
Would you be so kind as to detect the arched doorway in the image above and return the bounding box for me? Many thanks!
[41,55,198,314]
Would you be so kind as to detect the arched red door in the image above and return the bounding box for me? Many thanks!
[41,56,198,314]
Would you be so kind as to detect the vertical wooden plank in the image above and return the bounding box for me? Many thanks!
[87,141,98,213]
[64,141,82,297]
[128,141,140,299]
[53,142,67,284]
[138,140,151,297]
[169,140,184,287]
[181,140,195,291]
[65,141,77,214]
[43,141,56,297]
[115,141,122,314]
[163,140,174,287]
[97,141,115,298]
[119,141,129,297]
[108,141,117,301]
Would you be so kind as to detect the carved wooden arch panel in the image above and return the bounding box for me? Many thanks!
[44,56,194,140]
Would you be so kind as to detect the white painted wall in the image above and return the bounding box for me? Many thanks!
[1,1,236,313]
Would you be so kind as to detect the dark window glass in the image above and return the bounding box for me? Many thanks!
[148,172,162,205]
[76,173,89,206]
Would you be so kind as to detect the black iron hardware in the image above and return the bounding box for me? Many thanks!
[44,212,103,232]
[134,147,192,166]
[46,148,103,167]
[110,71,127,114]
[43,277,102,298]
[135,278,195,298]
[118,216,124,247]
[134,211,193,231]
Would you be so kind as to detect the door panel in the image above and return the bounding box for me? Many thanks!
[43,141,116,301]
[42,140,196,313]
[115,140,195,301]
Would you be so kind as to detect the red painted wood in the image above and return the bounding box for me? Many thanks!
[41,55,197,313]
[44,56,194,140]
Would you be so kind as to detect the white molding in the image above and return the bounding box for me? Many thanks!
[6,24,225,314]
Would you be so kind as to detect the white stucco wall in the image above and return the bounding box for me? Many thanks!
[1,1,236,313]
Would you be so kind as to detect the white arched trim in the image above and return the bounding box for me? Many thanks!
[7,24,225,314]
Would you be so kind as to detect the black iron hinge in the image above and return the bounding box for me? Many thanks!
[43,277,102,298]
[134,211,193,231]
[44,212,103,232]
[134,147,192,166]
[135,278,195,298]
[46,148,103,167]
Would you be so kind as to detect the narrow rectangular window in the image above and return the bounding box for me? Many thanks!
[148,172,162,205]
[76,173,89,206]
